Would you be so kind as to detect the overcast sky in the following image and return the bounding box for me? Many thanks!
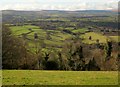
[0,0,119,11]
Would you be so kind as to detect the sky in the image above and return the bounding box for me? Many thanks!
[0,0,119,11]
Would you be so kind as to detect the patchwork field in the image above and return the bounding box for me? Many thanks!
[72,28,89,33]
[2,70,118,85]
[9,25,119,53]
[80,32,119,44]
[10,25,40,36]
[9,25,73,53]
[80,32,108,44]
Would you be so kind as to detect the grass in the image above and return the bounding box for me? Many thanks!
[56,32,72,40]
[44,40,63,46]
[9,25,71,42]
[9,25,71,53]
[80,32,108,44]
[9,25,71,51]
[109,36,120,42]
[2,70,118,85]
[72,28,88,33]
[27,30,47,39]
[10,25,40,36]
[10,27,30,35]
[9,25,119,53]
[80,32,119,44]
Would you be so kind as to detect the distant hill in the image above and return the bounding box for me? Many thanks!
[2,10,117,18]
[2,9,117,14]
[2,10,117,23]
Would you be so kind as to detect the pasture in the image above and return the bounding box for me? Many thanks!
[109,36,119,42]
[80,32,108,44]
[9,25,40,36]
[80,32,119,44]
[9,25,119,53]
[72,28,89,33]
[2,70,118,85]
[9,25,72,53]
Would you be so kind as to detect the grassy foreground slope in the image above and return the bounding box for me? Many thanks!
[2,70,118,85]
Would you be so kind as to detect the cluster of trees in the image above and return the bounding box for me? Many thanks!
[2,25,119,71]
[2,25,36,69]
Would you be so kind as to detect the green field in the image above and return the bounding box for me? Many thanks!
[80,32,119,44]
[9,25,119,53]
[2,70,118,85]
[72,28,88,33]
[109,36,119,42]
[9,25,72,53]
[80,32,108,44]
[9,25,40,36]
